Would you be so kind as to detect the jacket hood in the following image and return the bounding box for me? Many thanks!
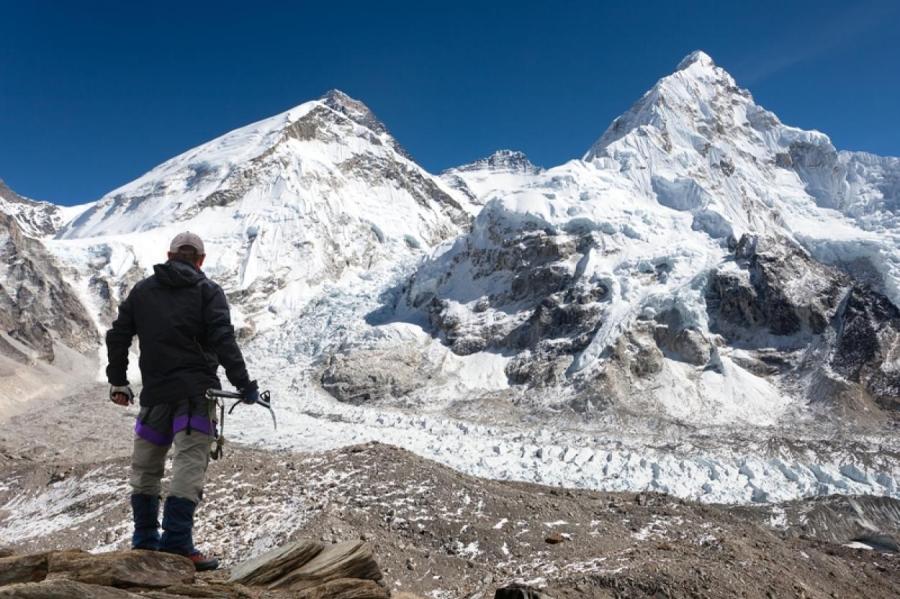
[153,260,207,288]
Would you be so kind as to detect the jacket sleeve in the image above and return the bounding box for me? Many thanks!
[202,283,252,389]
[105,288,137,386]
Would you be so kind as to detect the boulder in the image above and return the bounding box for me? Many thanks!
[0,552,49,586]
[0,579,141,598]
[46,549,194,588]
[544,532,565,544]
[321,347,432,404]
[268,541,382,591]
[228,540,324,586]
[495,584,546,599]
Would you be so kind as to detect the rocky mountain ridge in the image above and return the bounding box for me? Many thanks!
[0,179,64,238]
[31,89,474,357]
[0,200,99,415]
[441,150,542,209]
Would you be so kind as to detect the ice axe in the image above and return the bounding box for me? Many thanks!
[205,388,277,460]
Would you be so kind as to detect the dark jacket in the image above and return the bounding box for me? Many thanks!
[105,259,252,406]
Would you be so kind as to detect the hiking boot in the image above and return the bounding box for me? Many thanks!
[159,496,220,571]
[159,496,197,555]
[130,494,160,551]
[189,550,220,571]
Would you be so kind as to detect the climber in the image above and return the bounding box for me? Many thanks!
[105,231,259,571]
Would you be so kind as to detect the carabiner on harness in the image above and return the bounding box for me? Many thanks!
[205,390,228,460]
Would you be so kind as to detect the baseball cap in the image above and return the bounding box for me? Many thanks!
[169,231,205,255]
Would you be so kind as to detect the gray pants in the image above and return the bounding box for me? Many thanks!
[130,397,214,504]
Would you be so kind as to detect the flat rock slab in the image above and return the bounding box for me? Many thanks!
[295,578,389,599]
[0,552,49,586]
[47,549,195,588]
[0,579,142,598]
[146,582,255,598]
[228,540,324,586]
[270,541,381,591]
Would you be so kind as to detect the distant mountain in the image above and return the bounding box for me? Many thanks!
[441,149,542,207]
[0,182,98,413]
[0,179,66,237]
[48,90,473,341]
[330,51,900,428]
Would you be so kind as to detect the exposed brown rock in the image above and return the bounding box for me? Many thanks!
[545,532,565,545]
[295,578,388,599]
[144,583,254,598]
[268,541,381,591]
[0,579,141,598]
[228,540,324,586]
[46,549,194,588]
[0,552,49,586]
[0,542,388,598]
[0,211,100,362]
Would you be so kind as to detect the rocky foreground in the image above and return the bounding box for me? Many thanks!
[0,538,398,598]
[1,441,898,598]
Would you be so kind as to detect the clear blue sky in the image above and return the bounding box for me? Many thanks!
[2,0,899,206]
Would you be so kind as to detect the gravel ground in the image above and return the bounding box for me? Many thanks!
[0,384,898,598]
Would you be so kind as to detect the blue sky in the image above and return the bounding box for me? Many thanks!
[2,0,899,206]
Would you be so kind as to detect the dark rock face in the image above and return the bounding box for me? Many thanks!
[449,150,543,175]
[707,234,847,338]
[504,297,601,352]
[404,224,608,388]
[0,212,99,361]
[708,234,900,412]
[832,286,900,410]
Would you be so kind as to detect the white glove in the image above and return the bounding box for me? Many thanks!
[110,385,134,405]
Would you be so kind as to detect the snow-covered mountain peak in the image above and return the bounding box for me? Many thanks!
[56,88,466,238]
[675,49,716,71]
[46,89,470,338]
[450,150,541,174]
[0,179,66,237]
[321,89,387,134]
[584,50,748,160]
[440,150,543,209]
[368,48,900,436]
